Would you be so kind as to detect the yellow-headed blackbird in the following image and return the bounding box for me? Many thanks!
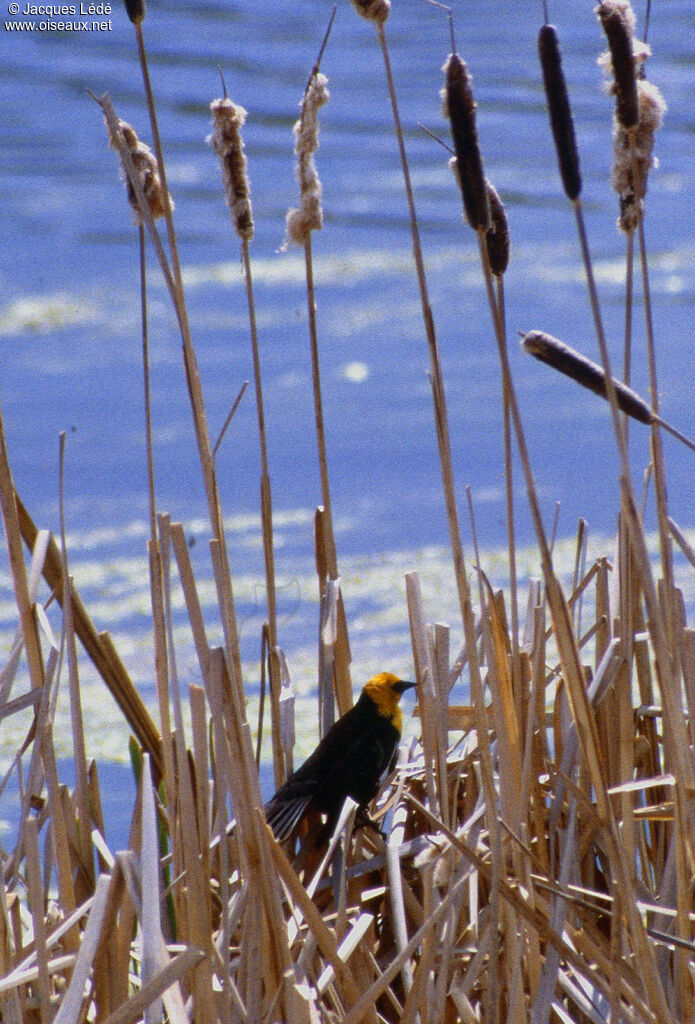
[265,672,416,841]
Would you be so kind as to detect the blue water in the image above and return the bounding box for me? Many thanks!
[1,0,695,792]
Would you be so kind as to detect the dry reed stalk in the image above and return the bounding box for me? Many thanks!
[283,25,354,715]
[405,572,443,821]
[0,401,46,704]
[209,92,285,788]
[488,190,524,740]
[23,818,52,1023]
[58,434,94,900]
[52,875,111,1024]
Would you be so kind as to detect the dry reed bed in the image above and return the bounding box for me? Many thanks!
[1,1,695,1022]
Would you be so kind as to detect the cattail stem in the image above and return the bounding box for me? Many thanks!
[284,29,353,711]
[475,230,552,577]
[129,23,246,703]
[497,277,520,667]
[303,235,337,582]
[622,226,634,440]
[58,432,94,893]
[139,224,157,545]
[638,214,676,617]
[376,20,473,629]
[238,229,283,787]
[302,232,354,717]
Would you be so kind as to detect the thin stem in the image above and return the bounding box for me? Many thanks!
[376,19,472,622]
[304,234,338,581]
[623,227,634,444]
[476,230,552,576]
[132,23,243,696]
[240,235,284,786]
[213,380,249,459]
[572,200,630,477]
[638,216,674,591]
[497,276,520,665]
[140,224,157,545]
[302,233,353,713]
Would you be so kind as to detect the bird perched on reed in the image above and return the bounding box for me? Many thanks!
[265,672,416,843]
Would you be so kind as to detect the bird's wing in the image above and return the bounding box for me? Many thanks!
[320,729,397,811]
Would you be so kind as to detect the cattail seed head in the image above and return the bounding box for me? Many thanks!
[484,180,510,277]
[595,1,639,128]
[208,98,254,241]
[538,25,582,201]
[284,72,329,247]
[443,53,489,232]
[610,79,666,231]
[521,330,653,424]
[350,0,390,24]
[123,0,145,25]
[106,116,170,225]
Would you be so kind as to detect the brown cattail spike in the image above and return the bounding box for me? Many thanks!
[596,1,639,128]
[123,0,145,24]
[350,0,390,24]
[443,53,489,232]
[484,180,510,277]
[521,330,652,424]
[538,25,582,201]
[106,117,170,225]
[208,98,254,241]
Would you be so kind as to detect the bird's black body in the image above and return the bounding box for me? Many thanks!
[265,673,415,842]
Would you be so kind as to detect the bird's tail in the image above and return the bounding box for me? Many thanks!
[264,793,313,841]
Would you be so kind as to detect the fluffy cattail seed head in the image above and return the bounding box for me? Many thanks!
[538,24,582,201]
[208,98,254,241]
[596,1,639,128]
[350,0,390,24]
[106,117,170,225]
[443,53,489,232]
[610,79,666,231]
[284,72,329,246]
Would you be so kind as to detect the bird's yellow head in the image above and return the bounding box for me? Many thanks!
[363,672,417,732]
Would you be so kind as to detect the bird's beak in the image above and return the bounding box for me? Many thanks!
[394,680,417,694]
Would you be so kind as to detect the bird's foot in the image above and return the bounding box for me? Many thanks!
[355,809,386,839]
